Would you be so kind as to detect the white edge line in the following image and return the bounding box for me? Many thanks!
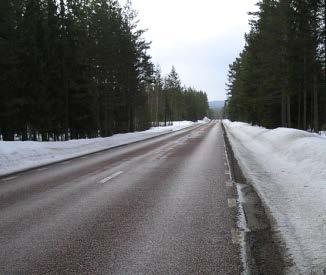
[99,171,123,184]
[228,198,237,208]
[226,180,233,187]
[2,176,17,181]
[231,228,240,244]
[224,148,232,181]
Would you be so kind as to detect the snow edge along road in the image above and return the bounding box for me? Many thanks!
[0,121,210,179]
[222,120,326,274]
[222,121,290,274]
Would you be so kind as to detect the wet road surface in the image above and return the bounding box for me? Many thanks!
[0,122,241,274]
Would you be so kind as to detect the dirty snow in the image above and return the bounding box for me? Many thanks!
[0,120,208,176]
[223,120,326,274]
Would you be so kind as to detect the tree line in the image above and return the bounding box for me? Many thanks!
[226,0,326,131]
[147,66,209,126]
[0,0,209,141]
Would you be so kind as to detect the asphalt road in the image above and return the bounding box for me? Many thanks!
[0,122,241,274]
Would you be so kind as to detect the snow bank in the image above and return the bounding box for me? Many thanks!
[0,120,207,176]
[223,120,326,274]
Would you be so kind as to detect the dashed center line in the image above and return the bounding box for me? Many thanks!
[228,198,237,208]
[231,228,241,244]
[99,171,123,184]
[226,180,233,187]
[2,176,17,181]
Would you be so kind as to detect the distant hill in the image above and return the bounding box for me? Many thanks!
[209,101,224,110]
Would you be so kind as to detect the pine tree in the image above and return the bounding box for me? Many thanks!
[0,0,208,141]
[226,0,325,131]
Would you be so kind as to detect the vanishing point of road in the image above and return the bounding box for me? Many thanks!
[0,122,241,274]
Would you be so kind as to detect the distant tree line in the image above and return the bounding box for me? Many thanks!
[208,108,224,120]
[226,0,326,131]
[147,66,209,126]
[0,0,208,141]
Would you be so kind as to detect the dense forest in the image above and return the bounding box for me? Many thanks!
[226,0,326,131]
[147,66,209,126]
[0,0,208,141]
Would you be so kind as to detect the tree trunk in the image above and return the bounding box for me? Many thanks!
[287,95,291,128]
[303,51,307,130]
[313,73,318,132]
[129,103,134,132]
[128,87,135,133]
[147,88,151,124]
[61,59,69,141]
[22,126,28,141]
[104,91,109,137]
[281,92,286,127]
[2,129,14,141]
[155,89,159,126]
[310,83,314,131]
[32,130,37,141]
[164,92,167,126]
[297,89,301,129]
[64,86,69,141]
[41,132,48,142]
[303,89,307,130]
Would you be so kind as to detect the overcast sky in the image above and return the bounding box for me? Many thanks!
[120,0,258,101]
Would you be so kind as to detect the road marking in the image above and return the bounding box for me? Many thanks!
[99,171,123,184]
[81,156,88,159]
[228,198,237,208]
[37,167,48,171]
[224,147,233,181]
[60,161,71,165]
[231,228,240,244]
[2,176,17,181]
[226,180,233,187]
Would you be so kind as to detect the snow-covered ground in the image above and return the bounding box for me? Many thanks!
[0,120,209,177]
[223,120,326,274]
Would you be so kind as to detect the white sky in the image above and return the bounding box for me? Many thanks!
[120,0,258,101]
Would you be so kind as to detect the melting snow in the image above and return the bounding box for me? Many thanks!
[223,120,326,274]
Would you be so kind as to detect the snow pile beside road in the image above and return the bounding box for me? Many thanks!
[146,120,200,133]
[223,120,326,274]
[200,117,211,123]
[0,120,206,176]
